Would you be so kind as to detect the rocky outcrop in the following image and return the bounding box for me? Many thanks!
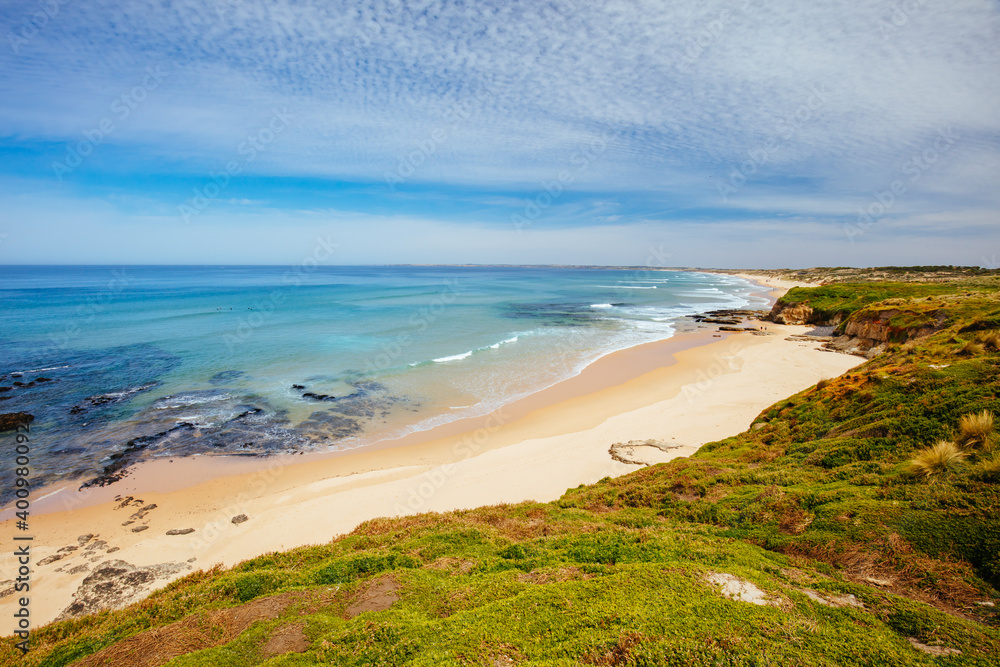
[767,301,815,325]
[0,412,33,432]
[826,308,948,358]
[766,300,844,326]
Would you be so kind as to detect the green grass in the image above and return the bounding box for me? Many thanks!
[3,277,1000,666]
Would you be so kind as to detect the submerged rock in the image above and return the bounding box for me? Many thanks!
[0,412,34,432]
[209,370,245,385]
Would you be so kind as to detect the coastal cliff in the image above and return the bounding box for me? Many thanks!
[768,285,953,358]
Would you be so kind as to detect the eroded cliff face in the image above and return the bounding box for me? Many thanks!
[767,301,814,325]
[827,308,948,358]
[767,301,846,326]
[768,299,948,358]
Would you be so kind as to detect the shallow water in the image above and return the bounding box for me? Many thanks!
[0,266,765,500]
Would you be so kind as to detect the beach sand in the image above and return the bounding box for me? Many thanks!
[1,283,863,628]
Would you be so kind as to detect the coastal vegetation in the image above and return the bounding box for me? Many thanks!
[3,275,999,666]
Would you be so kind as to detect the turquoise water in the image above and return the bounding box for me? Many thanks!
[0,266,764,497]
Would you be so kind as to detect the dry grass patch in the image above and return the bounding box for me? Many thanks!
[74,590,324,667]
[910,440,966,482]
[957,410,994,450]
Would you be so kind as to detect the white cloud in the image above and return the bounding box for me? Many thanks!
[0,0,998,264]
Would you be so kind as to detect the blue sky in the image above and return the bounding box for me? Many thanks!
[0,0,998,267]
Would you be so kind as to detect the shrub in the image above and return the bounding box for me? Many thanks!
[910,441,966,483]
[957,410,994,450]
[315,553,419,585]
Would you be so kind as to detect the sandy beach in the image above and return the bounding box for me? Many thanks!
[0,280,864,628]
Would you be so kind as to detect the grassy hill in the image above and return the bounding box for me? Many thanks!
[3,277,1000,666]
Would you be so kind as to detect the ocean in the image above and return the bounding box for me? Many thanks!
[0,265,765,500]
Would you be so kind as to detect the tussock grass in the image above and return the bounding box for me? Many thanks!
[957,410,995,451]
[974,455,1000,483]
[910,441,967,482]
[957,340,984,356]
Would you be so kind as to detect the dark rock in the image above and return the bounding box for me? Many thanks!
[78,534,95,544]
[291,384,305,390]
[166,528,194,536]
[79,382,160,410]
[35,377,53,383]
[38,554,67,566]
[228,408,264,422]
[80,422,196,489]
[56,559,191,621]
[302,392,336,401]
[0,412,33,432]
[0,387,11,392]
[129,503,157,521]
[231,514,249,525]
[12,381,25,387]
[131,526,149,533]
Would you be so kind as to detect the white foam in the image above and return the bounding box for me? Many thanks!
[598,285,657,289]
[490,336,519,349]
[433,351,474,363]
[21,365,70,373]
[155,393,232,409]
[430,334,523,363]
[590,303,614,308]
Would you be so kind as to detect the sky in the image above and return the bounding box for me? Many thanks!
[0,0,998,268]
